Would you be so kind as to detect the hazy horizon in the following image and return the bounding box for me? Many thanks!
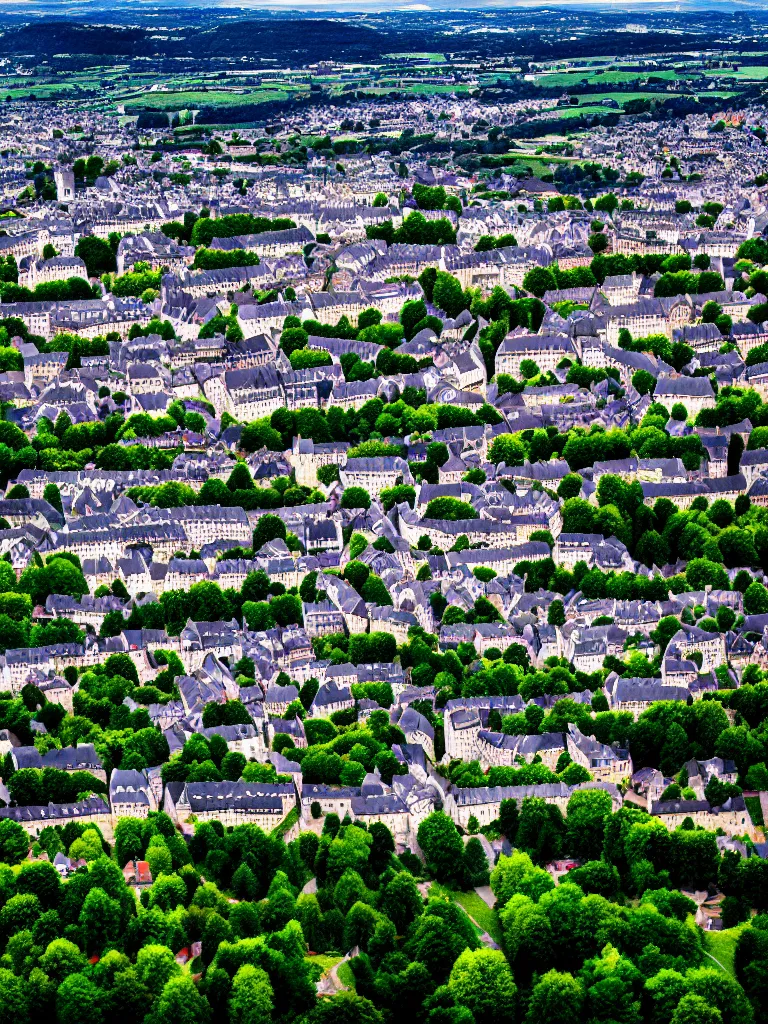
[5,0,768,13]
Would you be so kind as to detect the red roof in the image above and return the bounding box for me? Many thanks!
[136,860,152,884]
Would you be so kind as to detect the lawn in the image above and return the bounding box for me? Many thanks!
[704,926,747,977]
[336,961,356,988]
[745,795,764,827]
[306,953,343,971]
[429,883,503,945]
[454,890,503,945]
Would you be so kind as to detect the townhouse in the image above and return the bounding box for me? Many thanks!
[494,333,577,377]
[444,780,622,830]
[339,455,414,500]
[168,780,293,830]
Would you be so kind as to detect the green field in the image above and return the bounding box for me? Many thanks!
[498,152,579,177]
[429,883,503,945]
[504,149,577,162]
[386,52,446,63]
[357,83,470,96]
[704,926,747,978]
[336,962,356,988]
[531,68,683,88]
[551,103,622,119]
[306,953,343,971]
[703,65,768,79]
[454,890,503,945]
[488,157,562,178]
[123,87,296,112]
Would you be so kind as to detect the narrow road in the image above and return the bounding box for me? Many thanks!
[316,947,360,994]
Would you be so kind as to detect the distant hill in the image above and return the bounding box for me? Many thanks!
[0,18,387,61]
[0,22,150,57]
[0,12,750,64]
[186,19,386,61]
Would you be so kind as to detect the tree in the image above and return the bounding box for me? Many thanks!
[671,994,722,1024]
[464,838,491,886]
[43,482,63,515]
[686,559,729,592]
[595,193,619,214]
[241,598,278,630]
[15,860,61,909]
[488,434,526,466]
[221,751,247,781]
[717,527,758,569]
[0,818,27,864]
[515,798,564,864]
[498,798,519,841]
[522,266,557,298]
[408,901,479,982]
[380,872,424,934]
[76,236,116,277]
[566,860,620,900]
[557,474,583,500]
[744,581,768,615]
[135,944,180,995]
[417,812,465,885]
[79,887,122,954]
[227,462,254,492]
[56,973,103,1024]
[145,837,173,877]
[644,969,690,1024]
[636,530,670,569]
[566,789,613,861]
[151,975,211,1024]
[448,949,517,1024]
[685,967,753,1024]
[400,300,428,339]
[229,964,273,1024]
[632,369,656,396]
[308,992,384,1024]
[252,514,286,550]
[340,487,371,510]
[0,968,29,1024]
[548,600,565,627]
[433,272,467,319]
[424,497,477,521]
[524,970,584,1024]
[39,938,87,983]
[8,768,44,806]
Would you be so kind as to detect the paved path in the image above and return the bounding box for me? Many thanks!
[475,885,495,907]
[316,947,360,995]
